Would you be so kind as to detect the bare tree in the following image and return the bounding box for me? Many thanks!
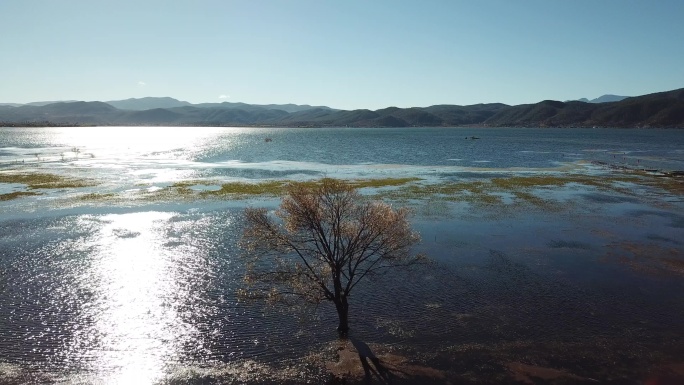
[240,178,423,336]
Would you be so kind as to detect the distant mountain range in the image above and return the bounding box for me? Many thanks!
[572,94,629,103]
[1,89,683,128]
[102,97,337,113]
[0,100,80,107]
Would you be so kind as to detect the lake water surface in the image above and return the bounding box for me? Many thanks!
[1,127,683,384]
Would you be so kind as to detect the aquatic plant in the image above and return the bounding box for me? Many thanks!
[78,192,117,201]
[0,191,41,201]
[0,172,96,189]
[376,172,667,211]
[197,178,421,198]
[201,181,288,197]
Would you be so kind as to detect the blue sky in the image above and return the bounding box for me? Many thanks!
[1,0,683,109]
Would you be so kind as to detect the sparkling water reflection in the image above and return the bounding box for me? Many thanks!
[2,127,684,188]
[0,210,252,383]
[1,127,684,383]
[78,212,187,384]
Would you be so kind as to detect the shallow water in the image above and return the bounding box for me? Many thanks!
[2,126,683,185]
[1,126,684,383]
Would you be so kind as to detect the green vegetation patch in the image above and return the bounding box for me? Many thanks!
[193,178,422,198]
[379,173,651,209]
[78,192,117,201]
[200,181,287,197]
[490,174,638,190]
[382,181,489,201]
[131,178,424,202]
[512,191,557,210]
[643,175,684,196]
[0,191,42,201]
[0,172,96,189]
[62,174,684,210]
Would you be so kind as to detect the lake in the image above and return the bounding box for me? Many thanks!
[1,126,683,384]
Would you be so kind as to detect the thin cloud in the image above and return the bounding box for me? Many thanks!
[219,94,229,99]
[138,81,147,86]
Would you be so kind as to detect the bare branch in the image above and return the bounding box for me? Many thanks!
[239,178,423,333]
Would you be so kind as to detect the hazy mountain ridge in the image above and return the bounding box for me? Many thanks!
[569,94,629,103]
[1,97,337,114]
[1,89,683,128]
[589,94,628,103]
[104,97,338,113]
[106,97,193,110]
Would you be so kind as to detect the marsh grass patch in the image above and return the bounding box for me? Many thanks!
[52,173,684,212]
[125,178,424,203]
[78,192,117,201]
[351,177,421,188]
[511,191,557,209]
[581,192,639,204]
[200,180,288,197]
[0,191,42,201]
[189,178,423,198]
[636,172,684,196]
[382,174,629,211]
[0,172,96,189]
[381,172,684,213]
[417,199,454,218]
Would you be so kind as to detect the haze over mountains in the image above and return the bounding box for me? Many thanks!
[103,97,337,113]
[572,95,628,103]
[1,89,683,128]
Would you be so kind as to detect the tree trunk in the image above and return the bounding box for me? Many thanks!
[335,295,349,337]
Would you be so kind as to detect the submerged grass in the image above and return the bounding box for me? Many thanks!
[131,178,424,202]
[201,181,288,197]
[0,191,42,201]
[78,192,117,201]
[54,172,683,211]
[350,177,421,188]
[0,172,96,189]
[491,174,640,190]
[378,173,668,210]
[643,175,684,196]
[512,191,557,210]
[193,178,422,198]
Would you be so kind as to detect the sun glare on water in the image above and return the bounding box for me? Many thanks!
[35,126,246,186]
[55,126,222,151]
[69,211,205,384]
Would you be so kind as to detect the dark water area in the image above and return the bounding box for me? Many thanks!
[1,202,683,383]
[1,126,684,383]
[0,209,331,382]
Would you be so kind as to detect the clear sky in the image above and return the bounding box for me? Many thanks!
[1,0,683,110]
